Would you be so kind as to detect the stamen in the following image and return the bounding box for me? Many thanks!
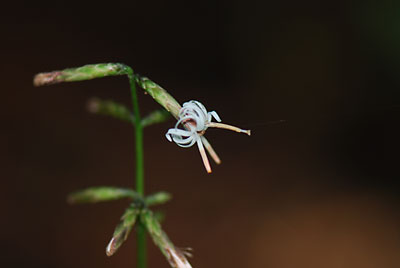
[207,122,251,136]
[196,139,212,173]
[200,136,221,165]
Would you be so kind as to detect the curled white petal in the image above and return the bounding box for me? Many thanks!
[179,101,208,131]
[166,133,172,142]
[182,101,207,118]
[166,128,198,148]
[176,115,202,132]
[166,100,222,150]
[208,111,221,122]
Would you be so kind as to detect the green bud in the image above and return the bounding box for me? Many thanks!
[135,75,181,119]
[141,209,192,268]
[87,98,135,123]
[67,187,139,204]
[106,204,140,256]
[141,109,171,127]
[33,63,130,86]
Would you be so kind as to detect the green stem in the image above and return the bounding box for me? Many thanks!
[127,71,146,268]
[136,224,147,268]
[128,73,144,194]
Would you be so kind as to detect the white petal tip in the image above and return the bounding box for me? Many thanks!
[209,111,221,122]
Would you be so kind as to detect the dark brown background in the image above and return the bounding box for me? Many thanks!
[2,1,400,267]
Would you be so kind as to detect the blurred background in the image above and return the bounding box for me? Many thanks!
[2,0,400,267]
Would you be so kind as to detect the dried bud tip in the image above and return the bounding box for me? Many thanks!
[167,248,193,268]
[66,196,74,204]
[33,71,62,87]
[179,247,194,258]
[106,238,117,257]
[87,98,100,113]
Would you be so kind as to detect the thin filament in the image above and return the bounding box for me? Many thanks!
[200,136,221,164]
[196,139,212,173]
[207,122,251,136]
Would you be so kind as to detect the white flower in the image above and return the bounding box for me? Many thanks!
[166,100,250,173]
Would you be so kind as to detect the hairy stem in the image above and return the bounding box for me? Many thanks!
[127,71,146,268]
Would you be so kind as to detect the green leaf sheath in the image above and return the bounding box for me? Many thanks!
[33,63,131,86]
[135,75,182,119]
[145,192,172,206]
[141,109,171,127]
[67,187,140,204]
[106,204,141,256]
[87,98,135,123]
[68,187,171,207]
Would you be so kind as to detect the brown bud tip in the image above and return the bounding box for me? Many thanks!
[66,195,75,204]
[106,238,117,257]
[33,71,62,87]
[87,98,100,113]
